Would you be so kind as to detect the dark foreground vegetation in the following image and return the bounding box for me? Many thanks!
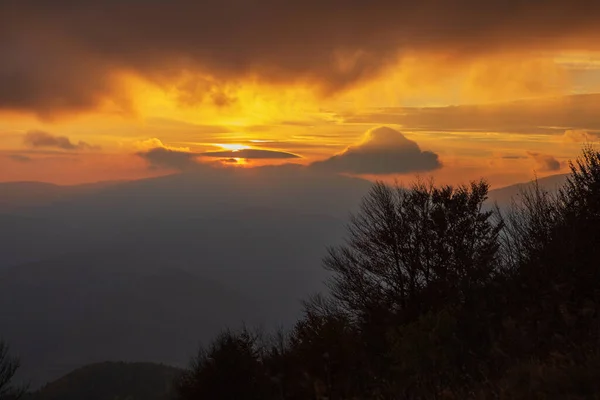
[3,146,600,399]
[174,146,600,399]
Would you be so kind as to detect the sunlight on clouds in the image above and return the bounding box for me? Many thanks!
[133,137,190,152]
[123,52,575,132]
[339,52,572,109]
[553,51,600,70]
[96,51,587,135]
[127,74,324,129]
[2,49,600,185]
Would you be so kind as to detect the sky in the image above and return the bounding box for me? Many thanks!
[1,0,600,187]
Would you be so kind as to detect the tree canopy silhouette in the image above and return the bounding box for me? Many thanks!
[324,179,502,323]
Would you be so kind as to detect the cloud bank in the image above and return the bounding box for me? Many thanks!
[310,126,441,174]
[527,152,562,172]
[562,129,600,143]
[23,131,100,151]
[340,94,600,135]
[7,154,32,163]
[137,147,200,171]
[1,1,599,114]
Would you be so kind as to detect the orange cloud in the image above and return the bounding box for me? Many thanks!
[23,130,101,151]
[133,138,190,152]
[339,93,600,135]
[311,126,441,174]
[527,152,562,172]
[562,129,600,143]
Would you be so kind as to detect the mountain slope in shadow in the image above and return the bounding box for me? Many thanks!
[25,362,182,400]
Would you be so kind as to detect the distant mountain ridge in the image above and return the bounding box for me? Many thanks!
[0,180,123,212]
[487,173,568,206]
[0,171,568,214]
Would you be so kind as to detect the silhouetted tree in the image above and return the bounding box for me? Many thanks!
[499,177,560,272]
[0,341,23,400]
[325,179,503,324]
[175,327,271,400]
[287,296,368,399]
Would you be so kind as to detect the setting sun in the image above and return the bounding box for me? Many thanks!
[215,144,251,152]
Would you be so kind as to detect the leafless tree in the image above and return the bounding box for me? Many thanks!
[324,179,503,321]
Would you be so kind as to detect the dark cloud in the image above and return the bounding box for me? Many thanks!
[8,154,32,163]
[310,126,441,174]
[199,149,301,159]
[137,147,201,171]
[1,1,600,113]
[23,131,100,151]
[339,94,600,135]
[527,152,562,172]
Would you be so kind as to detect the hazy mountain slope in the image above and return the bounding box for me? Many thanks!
[0,209,346,385]
[0,167,369,386]
[488,173,568,207]
[0,167,370,269]
[0,180,121,213]
[25,362,181,400]
[22,166,371,222]
[0,258,253,387]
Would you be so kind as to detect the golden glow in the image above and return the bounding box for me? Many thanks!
[230,158,248,166]
[2,50,600,186]
[215,143,250,152]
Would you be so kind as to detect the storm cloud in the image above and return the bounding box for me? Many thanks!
[310,126,441,174]
[1,0,599,114]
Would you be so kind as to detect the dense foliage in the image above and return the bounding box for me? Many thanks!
[176,146,600,399]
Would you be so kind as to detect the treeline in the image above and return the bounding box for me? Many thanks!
[175,146,600,399]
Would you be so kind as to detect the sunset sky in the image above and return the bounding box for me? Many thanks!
[1,0,600,187]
